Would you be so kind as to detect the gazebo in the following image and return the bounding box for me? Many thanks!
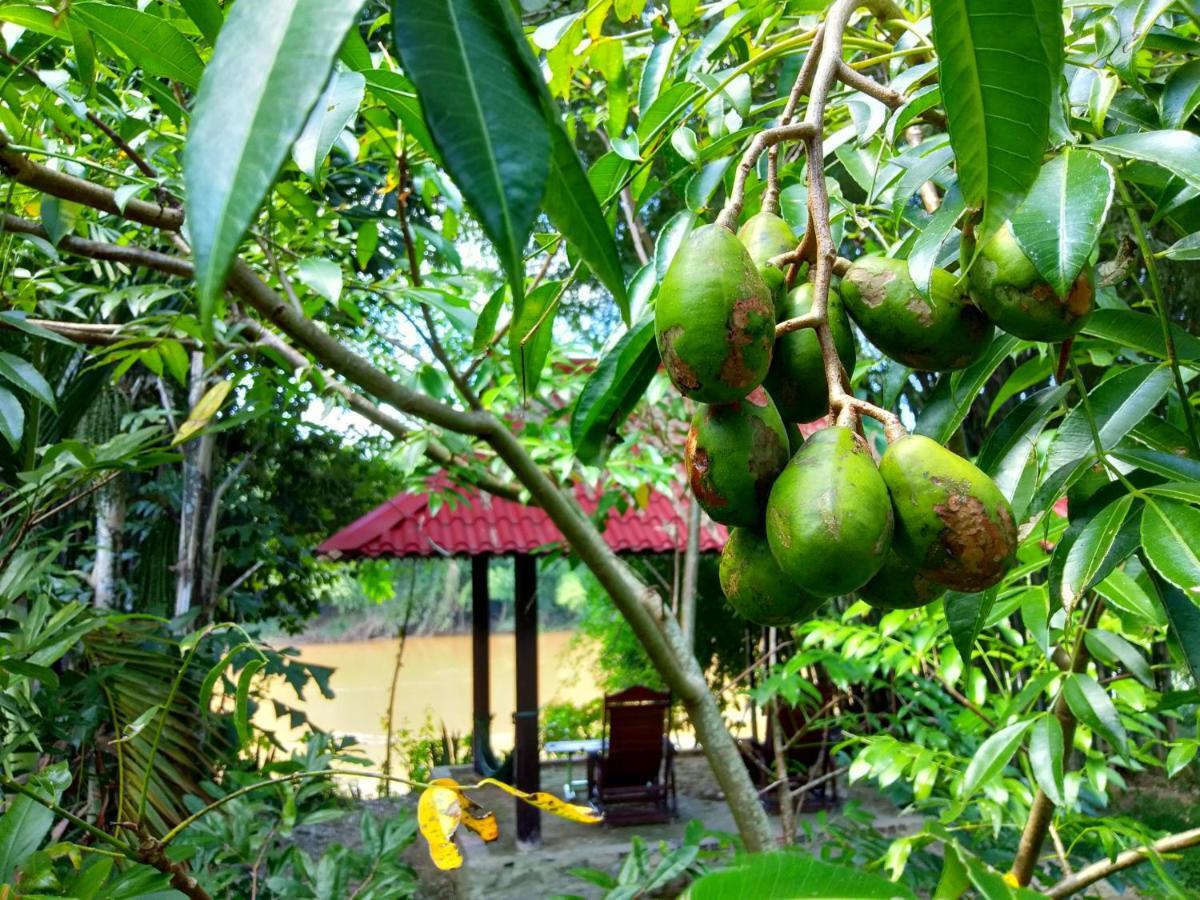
[317,473,724,846]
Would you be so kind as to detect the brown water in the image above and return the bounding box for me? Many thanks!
[259,631,600,778]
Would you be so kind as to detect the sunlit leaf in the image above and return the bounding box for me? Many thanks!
[173,380,232,446]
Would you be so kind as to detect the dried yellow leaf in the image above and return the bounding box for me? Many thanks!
[478,778,603,824]
[461,809,499,843]
[172,380,232,446]
[417,785,463,870]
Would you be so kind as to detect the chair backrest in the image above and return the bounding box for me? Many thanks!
[602,686,671,786]
[766,687,836,771]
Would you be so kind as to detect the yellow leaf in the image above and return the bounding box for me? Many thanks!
[1002,872,1020,888]
[172,380,232,446]
[478,778,603,824]
[461,809,499,843]
[417,785,463,870]
[634,482,651,510]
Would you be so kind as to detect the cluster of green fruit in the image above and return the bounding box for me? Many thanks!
[656,211,1089,626]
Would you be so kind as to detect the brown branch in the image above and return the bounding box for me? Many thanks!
[763,27,824,215]
[716,122,817,232]
[0,130,183,231]
[1047,827,1200,898]
[836,62,947,128]
[1012,597,1105,887]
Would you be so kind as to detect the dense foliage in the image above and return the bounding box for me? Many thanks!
[0,0,1198,896]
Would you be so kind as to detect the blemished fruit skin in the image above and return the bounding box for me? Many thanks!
[840,256,993,371]
[720,528,825,626]
[766,426,894,597]
[737,212,797,311]
[880,435,1018,592]
[969,223,1095,342]
[656,224,775,403]
[858,551,946,610]
[685,387,791,528]
[764,284,856,424]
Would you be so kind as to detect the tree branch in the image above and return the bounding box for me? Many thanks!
[1047,827,1200,898]
[0,130,183,230]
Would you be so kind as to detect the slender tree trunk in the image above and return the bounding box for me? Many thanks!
[175,352,215,618]
[678,500,702,653]
[91,476,125,608]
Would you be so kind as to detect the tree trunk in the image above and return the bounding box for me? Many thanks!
[678,500,702,652]
[91,476,125,608]
[175,352,215,618]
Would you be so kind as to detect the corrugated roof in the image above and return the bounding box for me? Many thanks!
[317,473,728,559]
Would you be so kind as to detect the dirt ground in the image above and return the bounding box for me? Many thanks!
[293,752,922,899]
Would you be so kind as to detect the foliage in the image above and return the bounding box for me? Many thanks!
[0,0,1199,893]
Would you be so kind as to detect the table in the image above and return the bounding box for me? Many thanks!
[544,738,605,800]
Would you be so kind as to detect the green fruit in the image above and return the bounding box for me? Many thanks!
[880,434,1017,592]
[858,551,946,610]
[764,284,856,423]
[737,212,796,311]
[766,426,894,597]
[686,387,790,528]
[840,256,993,371]
[656,224,775,403]
[969,223,1094,342]
[720,528,824,626]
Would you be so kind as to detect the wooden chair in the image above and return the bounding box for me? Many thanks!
[741,698,841,814]
[586,686,677,825]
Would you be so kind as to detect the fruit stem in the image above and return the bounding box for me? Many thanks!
[762,26,826,216]
[716,122,817,232]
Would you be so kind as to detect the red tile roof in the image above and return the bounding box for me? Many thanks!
[317,473,728,559]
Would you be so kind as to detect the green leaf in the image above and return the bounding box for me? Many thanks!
[543,117,628,320]
[292,69,365,178]
[961,719,1033,800]
[1091,130,1200,193]
[1045,364,1173,474]
[1063,672,1127,756]
[639,36,679,112]
[944,588,997,666]
[1144,482,1200,505]
[360,70,442,164]
[0,6,68,38]
[1153,570,1200,688]
[1167,743,1197,778]
[1161,60,1200,129]
[929,0,1061,237]
[977,384,1070,500]
[1096,567,1165,627]
[1060,494,1136,608]
[1085,628,1154,688]
[235,658,267,749]
[1162,232,1200,261]
[184,0,366,334]
[915,334,1023,444]
[393,0,549,314]
[683,851,916,899]
[907,185,965,298]
[0,352,56,410]
[472,285,506,353]
[111,704,165,745]
[933,843,971,900]
[1010,149,1115,298]
[0,386,23,448]
[571,318,659,466]
[0,763,70,883]
[1141,498,1200,599]
[1081,309,1200,362]
[1029,714,1065,806]
[180,0,224,45]
[295,258,343,304]
[509,281,562,396]
[0,658,59,688]
[71,2,205,88]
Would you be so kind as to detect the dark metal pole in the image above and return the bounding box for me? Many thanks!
[471,555,498,774]
[513,553,540,847]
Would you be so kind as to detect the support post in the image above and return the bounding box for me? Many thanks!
[513,553,540,848]
[471,555,499,774]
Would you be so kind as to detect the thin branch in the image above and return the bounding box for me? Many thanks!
[1047,827,1200,898]
[716,122,817,232]
[763,26,825,215]
[0,129,183,230]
